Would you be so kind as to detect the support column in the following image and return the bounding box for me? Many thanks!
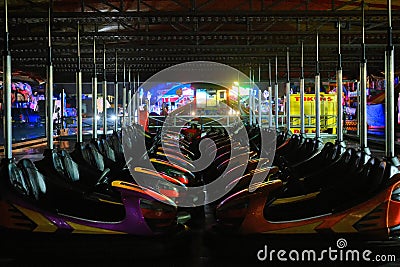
[128,66,132,125]
[252,70,256,126]
[385,0,399,167]
[46,4,54,149]
[114,51,118,132]
[300,41,305,135]
[61,88,65,130]
[92,34,98,139]
[337,20,344,145]
[102,45,107,135]
[268,60,273,128]
[258,64,262,127]
[249,67,253,126]
[286,47,291,132]
[76,22,83,143]
[274,56,279,130]
[359,3,370,154]
[132,73,138,123]
[3,0,12,159]
[137,73,140,124]
[315,33,321,139]
[122,62,127,127]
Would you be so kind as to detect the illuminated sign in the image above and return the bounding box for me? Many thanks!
[292,96,335,102]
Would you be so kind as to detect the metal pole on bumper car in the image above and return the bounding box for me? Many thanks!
[76,22,83,143]
[315,32,321,140]
[132,72,136,124]
[137,73,140,125]
[102,44,108,135]
[128,66,132,125]
[268,59,273,129]
[252,69,257,126]
[274,55,279,131]
[46,3,54,150]
[286,47,291,133]
[114,51,119,132]
[92,31,98,140]
[249,67,253,126]
[300,41,305,136]
[336,20,345,147]
[359,3,371,157]
[122,62,127,127]
[385,0,400,172]
[258,64,262,127]
[2,0,12,160]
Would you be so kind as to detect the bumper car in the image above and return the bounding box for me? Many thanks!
[275,141,345,181]
[0,158,184,236]
[273,134,322,168]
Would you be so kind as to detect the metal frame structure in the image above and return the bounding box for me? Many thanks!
[0,1,399,81]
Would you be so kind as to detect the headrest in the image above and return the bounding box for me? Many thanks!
[7,162,28,196]
[51,150,65,176]
[87,143,105,171]
[362,157,385,193]
[18,159,46,201]
[342,148,356,164]
[102,139,116,161]
[60,150,80,182]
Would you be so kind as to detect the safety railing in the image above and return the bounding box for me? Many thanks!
[289,114,337,129]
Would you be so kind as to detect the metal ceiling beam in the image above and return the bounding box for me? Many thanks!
[12,64,381,82]
[197,0,216,10]
[86,4,102,12]
[266,0,287,10]
[18,60,383,69]
[101,0,122,12]
[20,0,46,8]
[11,56,391,65]
[170,0,189,10]
[6,29,400,38]
[140,1,159,12]
[8,43,393,54]
[232,0,249,11]
[292,1,308,11]
[3,10,400,20]
[333,0,359,11]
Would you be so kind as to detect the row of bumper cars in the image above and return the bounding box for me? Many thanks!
[7,116,400,244]
[215,141,400,240]
[273,134,322,168]
[0,123,194,236]
[0,158,182,235]
[122,124,199,187]
[120,124,207,223]
[278,141,345,181]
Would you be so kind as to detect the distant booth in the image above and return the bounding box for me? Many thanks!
[290,93,338,134]
[146,82,237,131]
